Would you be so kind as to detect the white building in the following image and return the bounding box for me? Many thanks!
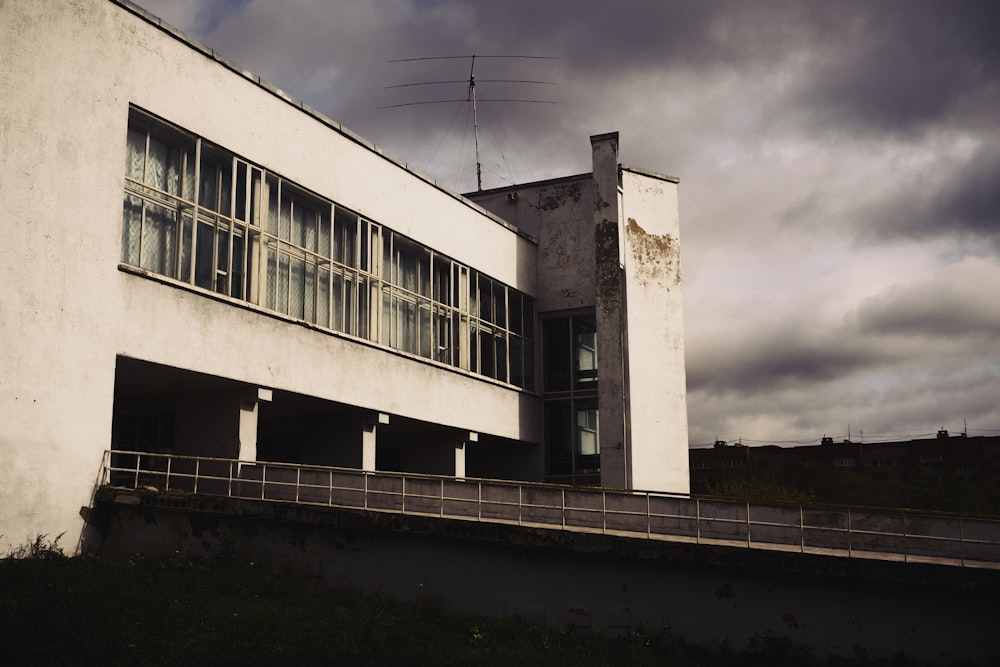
[0,0,688,552]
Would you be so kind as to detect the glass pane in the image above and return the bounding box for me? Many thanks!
[577,406,600,456]
[304,260,316,323]
[334,206,357,267]
[267,176,279,235]
[180,214,193,282]
[493,282,506,328]
[125,128,145,181]
[545,401,573,477]
[478,275,492,322]
[509,336,523,388]
[194,221,214,289]
[266,246,276,310]
[356,276,369,339]
[317,265,330,328]
[494,331,507,383]
[199,158,218,211]
[291,201,304,247]
[232,228,248,299]
[574,317,598,386]
[142,203,176,277]
[278,253,289,314]
[215,226,229,293]
[279,194,291,241]
[290,256,305,319]
[523,296,535,338]
[332,270,345,332]
[121,195,143,265]
[433,256,451,305]
[508,291,523,335]
[235,162,247,221]
[543,318,571,392]
[419,301,431,358]
[319,213,331,259]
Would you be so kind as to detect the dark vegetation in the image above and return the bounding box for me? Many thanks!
[692,468,1000,516]
[0,535,982,666]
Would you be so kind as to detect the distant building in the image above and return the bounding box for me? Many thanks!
[690,434,1000,506]
[0,0,688,550]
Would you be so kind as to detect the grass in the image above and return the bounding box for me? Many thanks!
[0,536,978,666]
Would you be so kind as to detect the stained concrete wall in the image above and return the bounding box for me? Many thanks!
[0,0,540,551]
[620,167,690,493]
[92,497,1000,665]
[470,137,690,495]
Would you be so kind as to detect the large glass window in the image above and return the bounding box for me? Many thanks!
[121,108,535,389]
[543,313,599,484]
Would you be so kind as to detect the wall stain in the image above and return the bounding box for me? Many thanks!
[531,182,583,211]
[625,218,681,287]
[594,220,620,316]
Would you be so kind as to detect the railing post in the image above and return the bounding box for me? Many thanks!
[132,454,140,490]
[364,472,369,511]
[959,517,965,567]
[602,490,607,535]
[696,498,701,544]
[295,466,301,503]
[518,485,523,527]
[746,501,751,548]
[561,488,566,529]
[166,456,173,492]
[440,478,444,518]
[401,476,406,514]
[646,493,651,539]
[902,512,908,564]
[847,508,852,558]
[260,463,266,500]
[800,505,805,553]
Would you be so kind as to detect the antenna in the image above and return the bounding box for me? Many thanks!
[382,54,557,192]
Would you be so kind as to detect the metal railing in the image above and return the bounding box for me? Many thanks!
[100,450,1000,569]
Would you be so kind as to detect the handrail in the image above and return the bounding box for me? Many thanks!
[99,450,1000,570]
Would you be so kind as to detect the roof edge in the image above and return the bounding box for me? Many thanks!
[108,0,535,244]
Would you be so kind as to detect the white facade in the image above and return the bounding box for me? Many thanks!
[0,0,687,552]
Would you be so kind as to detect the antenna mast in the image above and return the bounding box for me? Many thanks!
[383,54,557,192]
[468,55,483,191]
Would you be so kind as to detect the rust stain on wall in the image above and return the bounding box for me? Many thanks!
[625,218,681,287]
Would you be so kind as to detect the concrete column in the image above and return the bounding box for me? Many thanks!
[237,387,272,462]
[456,431,477,479]
[362,412,390,472]
[591,132,630,490]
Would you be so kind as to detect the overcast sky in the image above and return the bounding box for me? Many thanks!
[133,0,1000,447]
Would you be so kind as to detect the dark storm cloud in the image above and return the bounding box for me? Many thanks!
[861,143,1000,246]
[789,0,1000,136]
[687,323,890,396]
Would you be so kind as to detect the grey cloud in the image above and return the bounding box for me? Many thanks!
[861,143,1000,246]
[856,279,1000,339]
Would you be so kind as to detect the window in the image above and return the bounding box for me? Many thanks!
[121,108,534,388]
[543,312,599,484]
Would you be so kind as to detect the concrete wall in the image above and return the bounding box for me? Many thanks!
[620,168,690,493]
[93,499,1000,665]
[0,0,540,551]
[471,175,596,313]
